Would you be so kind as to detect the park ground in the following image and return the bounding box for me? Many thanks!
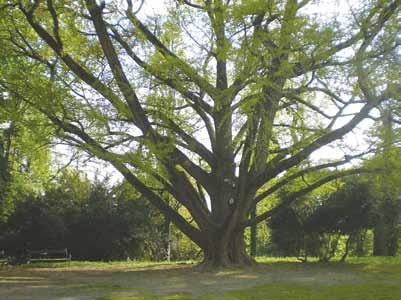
[1,257,401,300]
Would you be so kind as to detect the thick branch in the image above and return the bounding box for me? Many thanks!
[253,151,372,205]
[247,168,379,227]
[253,86,384,190]
[126,10,217,98]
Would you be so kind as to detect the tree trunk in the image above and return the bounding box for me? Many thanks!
[354,230,366,257]
[373,222,387,256]
[387,233,398,256]
[373,216,399,256]
[200,229,256,268]
[250,206,257,257]
[163,216,171,261]
[340,233,353,262]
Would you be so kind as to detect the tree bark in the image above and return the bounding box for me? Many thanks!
[354,230,366,257]
[373,221,387,256]
[199,228,256,268]
[163,216,171,262]
[250,206,257,257]
[340,233,354,262]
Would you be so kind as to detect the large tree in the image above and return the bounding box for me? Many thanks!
[0,31,52,220]
[1,0,400,266]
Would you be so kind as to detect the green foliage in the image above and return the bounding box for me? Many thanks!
[0,99,52,220]
[0,0,399,266]
[304,180,376,234]
[0,10,54,220]
[363,107,401,256]
[169,226,201,261]
[267,179,377,260]
[268,207,303,257]
[0,171,166,261]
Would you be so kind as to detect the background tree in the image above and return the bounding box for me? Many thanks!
[304,180,376,261]
[1,0,400,266]
[0,81,52,221]
[0,8,54,220]
[268,179,376,261]
[0,169,168,261]
[365,107,401,256]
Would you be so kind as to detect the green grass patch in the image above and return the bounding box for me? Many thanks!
[95,283,401,300]
[21,260,196,269]
[346,256,401,280]
[224,282,401,300]
[5,256,401,300]
[98,294,192,300]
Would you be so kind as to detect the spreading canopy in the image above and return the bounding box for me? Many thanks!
[1,0,400,265]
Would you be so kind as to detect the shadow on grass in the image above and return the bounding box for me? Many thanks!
[1,257,401,300]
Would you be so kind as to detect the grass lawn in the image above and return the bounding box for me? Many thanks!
[1,257,401,299]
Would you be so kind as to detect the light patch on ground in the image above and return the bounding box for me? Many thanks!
[1,258,401,300]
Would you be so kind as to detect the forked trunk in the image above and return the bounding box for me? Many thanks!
[200,229,256,268]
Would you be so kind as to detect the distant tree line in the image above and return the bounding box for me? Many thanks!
[0,170,172,261]
[1,169,400,262]
[267,179,401,261]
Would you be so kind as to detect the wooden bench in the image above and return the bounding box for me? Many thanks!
[27,248,71,263]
